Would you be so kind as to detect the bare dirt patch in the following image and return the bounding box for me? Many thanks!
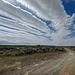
[0,52,65,75]
[55,61,75,75]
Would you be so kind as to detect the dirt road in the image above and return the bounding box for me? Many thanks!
[2,48,75,75]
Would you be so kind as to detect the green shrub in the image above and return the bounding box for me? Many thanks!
[25,48,33,54]
[42,47,47,53]
[15,50,25,56]
[32,49,37,53]
[46,47,49,51]
[58,48,65,51]
[0,51,5,57]
[5,52,11,56]
[0,51,4,54]
[49,48,54,51]
[37,49,43,53]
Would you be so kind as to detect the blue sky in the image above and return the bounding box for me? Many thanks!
[0,0,75,46]
[62,0,75,15]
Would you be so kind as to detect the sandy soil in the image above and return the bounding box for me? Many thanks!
[0,48,75,75]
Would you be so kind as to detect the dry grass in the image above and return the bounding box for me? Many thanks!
[0,52,65,63]
[0,52,65,74]
[0,61,22,72]
[0,64,16,72]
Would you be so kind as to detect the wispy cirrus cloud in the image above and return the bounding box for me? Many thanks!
[0,0,75,45]
[0,0,49,32]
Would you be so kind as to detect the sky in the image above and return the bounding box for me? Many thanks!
[0,0,75,46]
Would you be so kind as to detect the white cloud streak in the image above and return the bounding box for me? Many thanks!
[0,17,44,35]
[0,0,49,32]
[0,0,75,45]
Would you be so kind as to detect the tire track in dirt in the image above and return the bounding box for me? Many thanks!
[4,48,75,75]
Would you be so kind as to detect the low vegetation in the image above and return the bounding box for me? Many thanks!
[0,46,66,57]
